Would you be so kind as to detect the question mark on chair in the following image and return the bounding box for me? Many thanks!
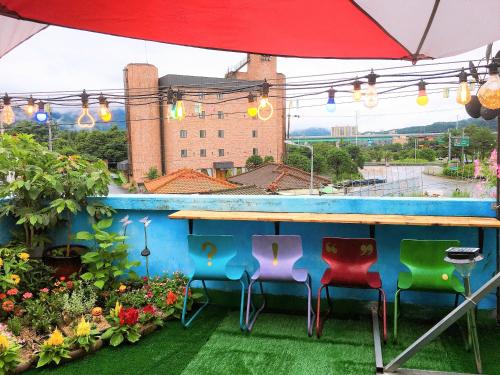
[201,241,217,266]
[272,242,279,266]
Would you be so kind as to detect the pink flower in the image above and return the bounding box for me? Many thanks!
[22,292,33,300]
[6,289,18,296]
[39,288,49,293]
[146,291,153,299]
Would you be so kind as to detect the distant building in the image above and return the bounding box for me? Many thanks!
[124,54,286,183]
[331,125,358,138]
[144,169,237,194]
[229,163,331,192]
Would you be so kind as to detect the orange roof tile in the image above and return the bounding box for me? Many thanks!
[144,169,237,194]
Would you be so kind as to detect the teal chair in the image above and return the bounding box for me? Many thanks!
[181,235,252,331]
[394,239,465,341]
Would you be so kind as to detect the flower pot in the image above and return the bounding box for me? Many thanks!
[43,245,88,277]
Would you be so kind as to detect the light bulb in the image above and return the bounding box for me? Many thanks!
[456,68,471,105]
[326,88,336,113]
[1,94,15,125]
[416,80,428,106]
[98,94,112,122]
[77,90,95,128]
[478,63,500,110]
[24,96,36,117]
[352,79,362,101]
[175,100,185,120]
[34,101,48,123]
[247,92,258,118]
[364,70,378,108]
[169,103,177,119]
[257,80,274,121]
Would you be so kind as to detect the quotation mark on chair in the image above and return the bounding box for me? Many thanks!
[201,242,217,266]
[360,244,373,256]
[272,242,279,266]
[325,243,337,254]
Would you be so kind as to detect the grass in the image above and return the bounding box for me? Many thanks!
[26,303,500,375]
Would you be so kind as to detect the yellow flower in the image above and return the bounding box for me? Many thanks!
[0,258,3,267]
[45,328,64,346]
[9,274,20,285]
[18,252,30,261]
[118,284,126,293]
[75,317,91,337]
[0,335,10,351]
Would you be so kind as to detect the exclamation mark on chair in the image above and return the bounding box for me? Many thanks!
[272,242,279,266]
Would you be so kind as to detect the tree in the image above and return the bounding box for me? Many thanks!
[245,155,263,169]
[417,148,436,162]
[345,144,365,168]
[326,148,359,181]
[464,125,496,159]
[284,153,310,172]
[263,155,274,163]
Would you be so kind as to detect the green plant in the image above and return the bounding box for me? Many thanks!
[77,218,140,289]
[61,282,97,320]
[0,245,32,293]
[68,317,99,352]
[23,298,59,334]
[6,317,22,336]
[101,303,141,346]
[245,155,263,169]
[0,334,21,374]
[36,329,71,368]
[17,259,53,293]
[146,166,159,180]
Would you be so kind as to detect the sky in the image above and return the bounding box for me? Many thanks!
[0,26,498,133]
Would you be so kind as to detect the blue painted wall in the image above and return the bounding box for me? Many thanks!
[1,194,498,309]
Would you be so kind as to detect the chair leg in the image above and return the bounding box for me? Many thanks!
[378,288,387,343]
[245,279,266,333]
[454,293,460,308]
[304,274,315,337]
[181,279,210,328]
[316,285,326,338]
[393,288,401,342]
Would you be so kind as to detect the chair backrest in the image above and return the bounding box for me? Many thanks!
[251,235,303,281]
[322,237,378,286]
[400,239,461,290]
[187,235,236,280]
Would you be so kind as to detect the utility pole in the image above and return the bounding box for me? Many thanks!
[448,130,452,162]
[0,103,4,135]
[414,137,417,161]
[47,104,53,151]
[355,110,359,145]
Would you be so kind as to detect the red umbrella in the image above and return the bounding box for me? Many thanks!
[1,0,499,60]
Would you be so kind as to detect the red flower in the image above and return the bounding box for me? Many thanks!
[119,307,139,326]
[22,292,33,300]
[6,288,18,296]
[142,276,149,282]
[0,293,6,300]
[39,288,49,293]
[146,291,153,299]
[66,281,74,289]
[142,304,155,315]
[2,300,14,312]
[59,276,66,281]
[166,291,177,305]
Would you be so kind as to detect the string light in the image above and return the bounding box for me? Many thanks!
[456,68,471,105]
[416,80,428,106]
[258,80,274,121]
[247,92,258,117]
[326,88,336,113]
[77,90,95,128]
[352,78,362,101]
[175,91,185,121]
[98,93,112,122]
[477,62,500,110]
[1,94,15,125]
[34,101,48,123]
[364,70,378,108]
[24,95,37,117]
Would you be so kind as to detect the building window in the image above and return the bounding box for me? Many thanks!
[199,129,206,138]
[252,130,258,138]
[261,55,271,61]
[180,130,187,138]
[253,148,259,156]
[181,149,188,158]
[218,130,224,138]
[216,93,224,100]
[198,110,205,119]
[218,149,225,157]
[200,149,207,157]
[198,93,205,100]
[217,111,224,119]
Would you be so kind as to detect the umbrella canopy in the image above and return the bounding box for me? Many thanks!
[0,14,46,58]
[0,0,499,60]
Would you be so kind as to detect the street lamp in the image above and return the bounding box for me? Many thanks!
[285,140,314,195]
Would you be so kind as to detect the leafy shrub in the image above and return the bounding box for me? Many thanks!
[6,317,22,336]
[61,282,98,320]
[23,299,59,334]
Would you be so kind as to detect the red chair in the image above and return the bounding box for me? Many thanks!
[316,237,387,341]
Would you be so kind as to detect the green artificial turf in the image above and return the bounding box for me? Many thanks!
[25,304,500,375]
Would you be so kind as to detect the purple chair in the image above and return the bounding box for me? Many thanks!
[245,235,314,336]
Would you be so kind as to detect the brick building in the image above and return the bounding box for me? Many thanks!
[124,54,286,183]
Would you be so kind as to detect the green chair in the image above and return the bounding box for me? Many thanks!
[394,239,465,341]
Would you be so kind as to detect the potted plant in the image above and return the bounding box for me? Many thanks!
[0,134,59,254]
[44,154,113,277]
